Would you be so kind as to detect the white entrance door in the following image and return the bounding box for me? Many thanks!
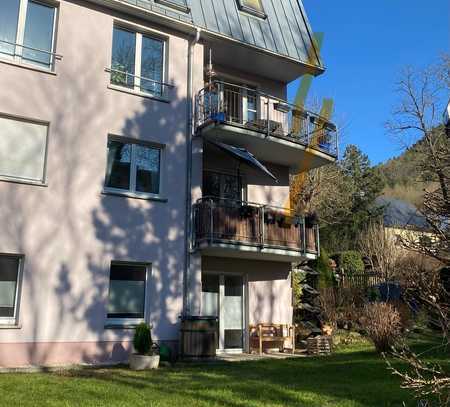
[201,273,245,352]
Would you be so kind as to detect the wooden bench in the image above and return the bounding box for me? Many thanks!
[249,323,295,355]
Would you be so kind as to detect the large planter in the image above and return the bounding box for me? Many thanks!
[129,354,160,370]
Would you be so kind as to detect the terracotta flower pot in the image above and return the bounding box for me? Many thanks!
[129,354,160,370]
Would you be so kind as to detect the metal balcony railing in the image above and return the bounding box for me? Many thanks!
[196,81,338,157]
[193,197,319,255]
[0,39,62,71]
[105,67,174,99]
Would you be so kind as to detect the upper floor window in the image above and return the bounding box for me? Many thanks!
[110,25,166,99]
[203,170,245,202]
[236,0,266,19]
[104,137,164,200]
[0,0,58,70]
[155,0,190,13]
[0,114,49,185]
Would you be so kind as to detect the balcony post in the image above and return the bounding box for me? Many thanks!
[315,224,320,256]
[306,113,311,146]
[209,199,214,244]
[192,204,197,248]
[302,218,306,254]
[218,82,223,115]
[260,206,265,247]
[266,98,270,137]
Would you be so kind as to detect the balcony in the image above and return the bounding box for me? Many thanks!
[193,197,319,262]
[195,81,338,172]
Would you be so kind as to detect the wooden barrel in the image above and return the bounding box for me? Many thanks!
[180,316,218,358]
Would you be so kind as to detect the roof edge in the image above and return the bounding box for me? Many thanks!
[86,0,325,75]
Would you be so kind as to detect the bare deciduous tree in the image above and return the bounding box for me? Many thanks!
[359,220,400,282]
[386,55,450,264]
[291,164,353,225]
[384,55,450,404]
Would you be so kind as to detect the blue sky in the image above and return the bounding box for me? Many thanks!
[288,0,449,165]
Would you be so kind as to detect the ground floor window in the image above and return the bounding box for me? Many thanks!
[0,254,22,325]
[107,262,149,324]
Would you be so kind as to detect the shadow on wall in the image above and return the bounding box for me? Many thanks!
[0,25,188,366]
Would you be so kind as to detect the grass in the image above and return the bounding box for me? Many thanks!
[0,333,447,407]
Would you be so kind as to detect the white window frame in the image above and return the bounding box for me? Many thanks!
[1,0,59,71]
[103,135,166,201]
[0,113,50,186]
[0,253,24,326]
[110,24,168,99]
[106,261,151,327]
[155,0,190,13]
[236,0,267,19]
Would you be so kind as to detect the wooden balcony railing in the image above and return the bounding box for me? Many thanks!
[196,81,338,158]
[193,197,319,255]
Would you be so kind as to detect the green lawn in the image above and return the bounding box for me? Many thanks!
[0,334,447,407]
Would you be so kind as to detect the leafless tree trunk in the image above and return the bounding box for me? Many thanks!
[359,220,400,282]
[386,56,449,264]
[384,55,450,404]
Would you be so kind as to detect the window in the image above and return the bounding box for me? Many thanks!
[0,0,58,70]
[203,170,244,202]
[0,115,48,184]
[105,137,163,199]
[0,254,22,325]
[155,0,190,13]
[107,262,149,323]
[236,0,266,19]
[110,26,166,98]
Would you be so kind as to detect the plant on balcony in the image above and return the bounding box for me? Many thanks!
[264,211,276,224]
[293,217,302,228]
[305,212,319,227]
[239,205,256,219]
[280,215,294,229]
[276,214,285,227]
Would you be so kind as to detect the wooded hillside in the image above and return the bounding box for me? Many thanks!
[376,132,444,207]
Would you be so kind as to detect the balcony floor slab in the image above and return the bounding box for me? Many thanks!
[195,242,317,262]
[198,122,336,173]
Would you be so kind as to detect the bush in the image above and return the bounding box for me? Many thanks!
[315,249,334,288]
[338,251,364,275]
[133,323,153,355]
[361,303,401,353]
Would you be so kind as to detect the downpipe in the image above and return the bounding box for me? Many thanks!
[182,27,201,318]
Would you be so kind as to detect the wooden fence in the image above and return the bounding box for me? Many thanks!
[338,272,384,289]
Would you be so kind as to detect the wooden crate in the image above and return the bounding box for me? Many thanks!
[307,336,332,355]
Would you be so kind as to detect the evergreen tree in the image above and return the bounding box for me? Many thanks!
[321,145,384,252]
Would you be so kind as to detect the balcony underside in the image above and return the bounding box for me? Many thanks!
[198,122,336,173]
[196,240,317,263]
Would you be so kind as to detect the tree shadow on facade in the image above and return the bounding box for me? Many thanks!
[0,9,189,365]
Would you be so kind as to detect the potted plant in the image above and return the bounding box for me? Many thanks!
[129,323,160,370]
[305,212,319,227]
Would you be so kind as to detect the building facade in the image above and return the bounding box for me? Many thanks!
[0,0,337,366]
